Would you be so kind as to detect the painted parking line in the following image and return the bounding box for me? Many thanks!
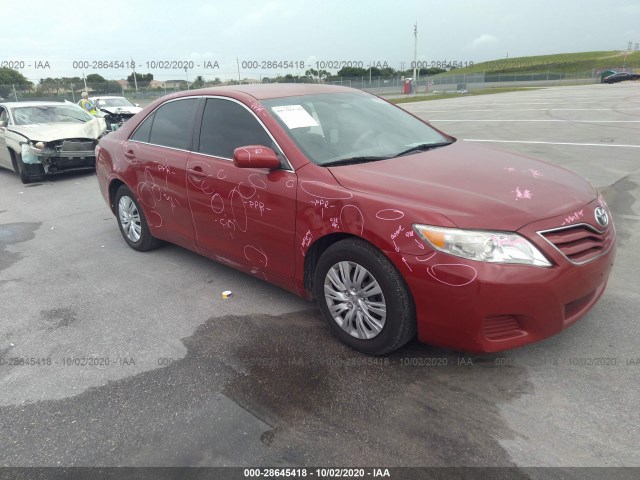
[463,139,640,148]
[409,101,631,107]
[432,119,640,122]
[409,108,640,113]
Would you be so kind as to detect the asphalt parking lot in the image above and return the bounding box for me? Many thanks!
[0,83,638,472]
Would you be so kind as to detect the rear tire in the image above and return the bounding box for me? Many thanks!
[313,238,416,355]
[114,185,161,251]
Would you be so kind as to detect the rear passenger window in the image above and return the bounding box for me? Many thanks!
[145,98,199,150]
[198,98,273,158]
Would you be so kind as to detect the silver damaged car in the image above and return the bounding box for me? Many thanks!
[0,101,107,183]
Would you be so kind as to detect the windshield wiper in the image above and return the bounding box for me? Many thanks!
[393,141,453,158]
[322,155,390,167]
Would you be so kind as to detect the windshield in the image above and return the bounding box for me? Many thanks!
[261,92,451,166]
[12,105,93,125]
[96,98,135,108]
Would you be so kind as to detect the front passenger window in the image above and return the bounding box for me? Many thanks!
[198,99,274,159]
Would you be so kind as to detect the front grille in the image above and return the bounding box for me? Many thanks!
[539,224,613,265]
[60,139,96,152]
[483,315,526,341]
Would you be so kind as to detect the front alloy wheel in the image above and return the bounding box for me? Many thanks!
[324,261,387,339]
[314,238,416,355]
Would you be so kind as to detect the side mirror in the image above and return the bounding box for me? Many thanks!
[233,145,281,169]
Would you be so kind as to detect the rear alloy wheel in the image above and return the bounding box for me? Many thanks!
[314,238,416,355]
[115,185,161,251]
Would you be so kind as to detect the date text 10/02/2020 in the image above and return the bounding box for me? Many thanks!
[2,58,478,72]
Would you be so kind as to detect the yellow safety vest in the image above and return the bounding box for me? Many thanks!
[81,99,97,115]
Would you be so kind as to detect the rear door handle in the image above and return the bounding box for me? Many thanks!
[124,150,136,159]
[187,166,206,177]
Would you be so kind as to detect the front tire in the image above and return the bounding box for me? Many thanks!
[114,185,161,251]
[313,238,416,355]
[15,152,44,184]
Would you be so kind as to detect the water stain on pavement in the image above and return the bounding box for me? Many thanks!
[0,310,533,471]
[41,308,79,329]
[0,222,41,278]
[210,311,534,467]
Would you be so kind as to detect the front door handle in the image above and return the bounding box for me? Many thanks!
[124,150,136,159]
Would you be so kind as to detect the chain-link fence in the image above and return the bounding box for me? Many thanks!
[0,82,190,103]
[419,70,598,94]
[0,68,630,104]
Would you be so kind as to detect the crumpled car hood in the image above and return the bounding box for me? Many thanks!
[8,118,105,142]
[99,106,142,115]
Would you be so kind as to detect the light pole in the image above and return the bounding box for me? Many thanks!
[185,67,189,90]
[413,22,418,95]
[132,58,138,92]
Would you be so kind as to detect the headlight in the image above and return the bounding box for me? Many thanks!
[28,141,53,154]
[414,224,551,267]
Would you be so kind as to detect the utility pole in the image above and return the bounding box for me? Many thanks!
[185,67,189,90]
[132,58,138,92]
[237,58,241,83]
[413,22,418,95]
[83,73,87,93]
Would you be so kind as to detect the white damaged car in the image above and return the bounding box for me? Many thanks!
[0,101,106,183]
[83,96,142,131]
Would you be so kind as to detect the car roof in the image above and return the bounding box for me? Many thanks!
[0,101,71,108]
[171,83,358,100]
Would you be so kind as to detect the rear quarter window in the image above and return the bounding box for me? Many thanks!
[132,98,199,149]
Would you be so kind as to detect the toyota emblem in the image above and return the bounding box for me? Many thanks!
[594,206,609,228]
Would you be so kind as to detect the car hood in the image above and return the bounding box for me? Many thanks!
[8,118,105,142]
[328,141,597,231]
[99,106,142,115]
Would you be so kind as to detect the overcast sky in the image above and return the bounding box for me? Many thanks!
[2,0,640,82]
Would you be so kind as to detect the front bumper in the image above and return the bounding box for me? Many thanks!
[22,142,97,173]
[388,202,617,353]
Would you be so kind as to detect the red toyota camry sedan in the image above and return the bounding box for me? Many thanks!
[96,84,616,355]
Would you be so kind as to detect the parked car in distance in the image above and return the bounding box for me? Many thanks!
[0,101,107,183]
[79,96,142,131]
[602,72,640,83]
[96,85,616,355]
